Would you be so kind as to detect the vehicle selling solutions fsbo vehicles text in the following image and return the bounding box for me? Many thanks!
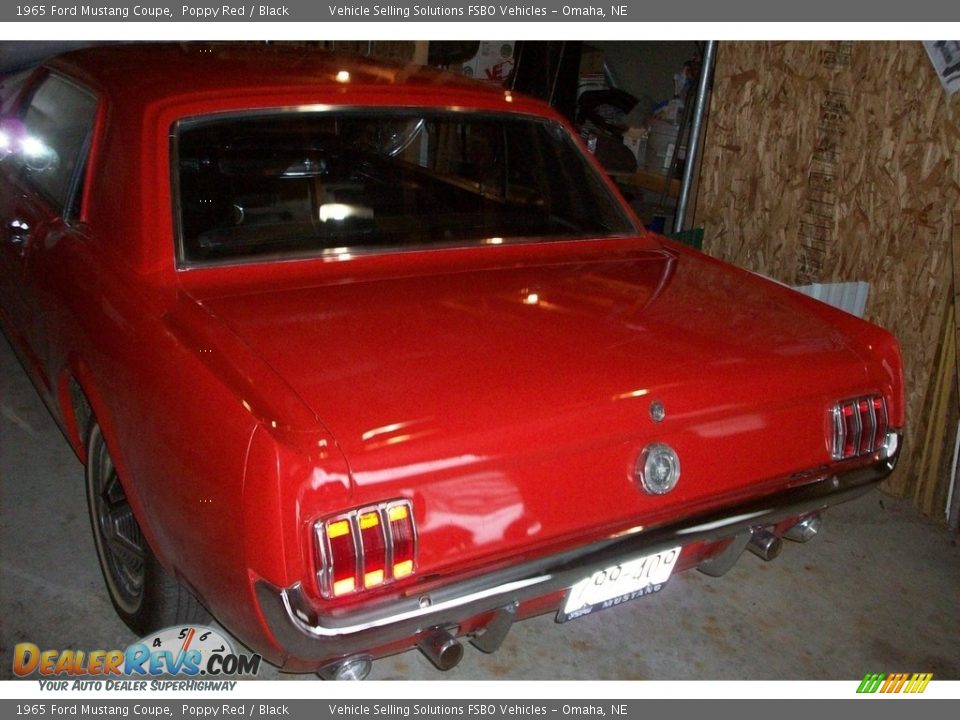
[326,4,552,17]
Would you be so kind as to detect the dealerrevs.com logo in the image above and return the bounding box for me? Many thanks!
[13,626,261,690]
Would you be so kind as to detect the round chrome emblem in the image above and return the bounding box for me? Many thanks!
[649,400,666,423]
[635,443,681,495]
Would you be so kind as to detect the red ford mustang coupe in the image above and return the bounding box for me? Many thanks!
[0,44,903,679]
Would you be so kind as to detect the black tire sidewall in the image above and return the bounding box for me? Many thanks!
[84,421,211,638]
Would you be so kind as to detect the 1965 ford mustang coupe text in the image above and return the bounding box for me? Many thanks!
[0,44,904,678]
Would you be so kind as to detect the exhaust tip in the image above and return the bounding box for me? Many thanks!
[317,655,373,681]
[784,514,822,543]
[419,628,464,671]
[747,527,782,561]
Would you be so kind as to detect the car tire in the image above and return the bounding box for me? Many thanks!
[85,421,210,636]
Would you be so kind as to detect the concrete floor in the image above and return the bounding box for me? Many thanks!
[2,331,958,681]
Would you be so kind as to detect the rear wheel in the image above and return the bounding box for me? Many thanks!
[85,421,209,635]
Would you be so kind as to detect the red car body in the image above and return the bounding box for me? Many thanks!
[0,44,904,676]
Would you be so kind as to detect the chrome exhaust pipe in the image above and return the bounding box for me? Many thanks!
[784,514,822,543]
[419,628,464,671]
[316,655,373,681]
[747,527,782,561]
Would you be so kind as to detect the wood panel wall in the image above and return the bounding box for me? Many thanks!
[694,41,960,516]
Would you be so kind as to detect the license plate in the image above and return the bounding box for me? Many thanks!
[558,547,681,623]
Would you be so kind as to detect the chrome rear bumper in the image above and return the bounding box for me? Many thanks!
[255,437,899,665]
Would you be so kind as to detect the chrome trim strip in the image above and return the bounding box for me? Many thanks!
[832,405,845,461]
[880,430,899,460]
[282,575,548,639]
[864,398,877,454]
[850,401,863,455]
[255,435,900,663]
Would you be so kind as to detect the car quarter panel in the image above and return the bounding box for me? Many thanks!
[15,216,278,626]
[1,87,299,646]
[663,239,905,429]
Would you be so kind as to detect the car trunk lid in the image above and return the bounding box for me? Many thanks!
[195,240,871,575]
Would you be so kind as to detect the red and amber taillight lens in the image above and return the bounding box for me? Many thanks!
[831,395,888,460]
[315,500,417,599]
[388,504,415,580]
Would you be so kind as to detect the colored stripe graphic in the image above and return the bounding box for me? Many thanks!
[907,673,933,693]
[888,673,909,693]
[857,673,885,693]
[857,672,932,694]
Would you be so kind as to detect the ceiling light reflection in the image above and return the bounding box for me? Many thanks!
[613,388,649,401]
[319,204,373,224]
[21,136,46,156]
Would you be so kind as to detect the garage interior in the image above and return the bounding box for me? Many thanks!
[1,40,959,680]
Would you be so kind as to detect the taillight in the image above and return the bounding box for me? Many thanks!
[358,510,386,589]
[315,500,417,599]
[388,503,415,580]
[325,518,358,597]
[831,395,888,460]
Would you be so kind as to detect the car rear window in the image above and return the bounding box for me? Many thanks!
[173,110,636,265]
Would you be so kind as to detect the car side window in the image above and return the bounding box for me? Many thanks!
[17,73,97,217]
[0,69,33,115]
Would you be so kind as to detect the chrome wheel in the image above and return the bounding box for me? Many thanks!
[87,425,146,614]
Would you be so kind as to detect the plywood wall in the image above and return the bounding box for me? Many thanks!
[694,42,960,515]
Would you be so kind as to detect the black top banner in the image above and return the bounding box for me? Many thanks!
[1,0,958,22]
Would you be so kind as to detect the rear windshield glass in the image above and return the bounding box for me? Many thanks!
[174,110,636,265]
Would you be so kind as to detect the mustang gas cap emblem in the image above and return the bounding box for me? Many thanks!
[649,400,666,423]
[635,443,681,495]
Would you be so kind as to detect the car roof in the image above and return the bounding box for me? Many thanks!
[45,42,534,112]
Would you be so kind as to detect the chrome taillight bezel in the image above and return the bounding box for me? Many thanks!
[831,395,888,461]
[315,499,417,600]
